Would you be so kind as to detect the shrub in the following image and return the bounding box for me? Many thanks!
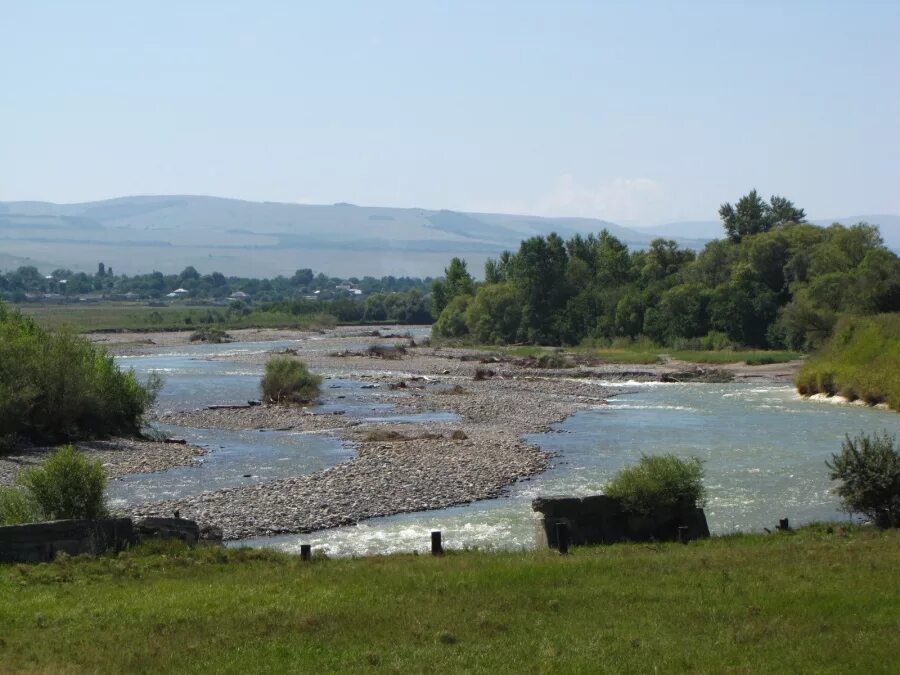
[536,352,569,369]
[261,357,321,404]
[189,327,232,344]
[0,487,41,525]
[827,431,899,528]
[604,454,706,515]
[0,302,160,448]
[366,344,407,360]
[16,445,108,520]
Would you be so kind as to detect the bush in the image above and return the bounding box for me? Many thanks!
[0,302,160,448]
[0,487,41,525]
[189,327,232,344]
[604,454,706,515]
[261,357,321,404]
[366,344,406,360]
[16,445,108,520]
[827,431,899,528]
[433,295,472,339]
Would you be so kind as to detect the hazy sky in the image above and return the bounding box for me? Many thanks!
[2,1,898,225]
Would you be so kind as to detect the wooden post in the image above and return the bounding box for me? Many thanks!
[431,531,443,556]
[677,525,689,544]
[300,544,311,561]
[778,518,790,531]
[556,522,569,555]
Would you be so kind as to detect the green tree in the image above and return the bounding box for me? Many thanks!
[431,257,475,316]
[432,295,471,338]
[719,190,805,242]
[464,283,522,344]
[511,234,571,344]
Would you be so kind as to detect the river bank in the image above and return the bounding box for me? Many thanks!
[0,438,207,487]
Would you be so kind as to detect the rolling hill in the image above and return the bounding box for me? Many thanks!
[0,196,664,278]
[1,196,896,277]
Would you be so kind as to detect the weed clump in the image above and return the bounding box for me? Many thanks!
[189,327,232,344]
[261,357,321,404]
[366,344,407,360]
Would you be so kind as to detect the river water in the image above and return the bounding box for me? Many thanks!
[110,341,900,557]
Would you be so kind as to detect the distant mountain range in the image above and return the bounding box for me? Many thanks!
[0,196,897,278]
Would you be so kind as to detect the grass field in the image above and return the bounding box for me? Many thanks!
[1,525,898,673]
[17,303,335,333]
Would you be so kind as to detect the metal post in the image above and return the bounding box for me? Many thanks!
[431,531,443,555]
[300,544,311,561]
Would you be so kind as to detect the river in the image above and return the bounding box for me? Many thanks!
[110,341,900,557]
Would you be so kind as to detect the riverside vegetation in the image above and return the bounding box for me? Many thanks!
[432,192,898,350]
[797,313,900,410]
[0,445,108,525]
[0,302,159,449]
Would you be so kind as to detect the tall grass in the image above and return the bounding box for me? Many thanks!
[796,313,900,410]
[0,302,159,449]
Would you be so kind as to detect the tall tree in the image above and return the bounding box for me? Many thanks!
[431,257,475,316]
[720,190,805,242]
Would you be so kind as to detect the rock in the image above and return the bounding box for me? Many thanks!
[532,495,710,547]
[0,518,136,563]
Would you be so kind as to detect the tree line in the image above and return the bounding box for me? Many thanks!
[432,191,899,350]
[0,264,432,305]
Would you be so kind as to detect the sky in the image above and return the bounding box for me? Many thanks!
[1,1,898,226]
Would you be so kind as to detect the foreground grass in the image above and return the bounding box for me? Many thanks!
[1,525,898,673]
[797,313,900,411]
[18,303,336,333]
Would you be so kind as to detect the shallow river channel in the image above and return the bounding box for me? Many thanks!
[110,341,900,557]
